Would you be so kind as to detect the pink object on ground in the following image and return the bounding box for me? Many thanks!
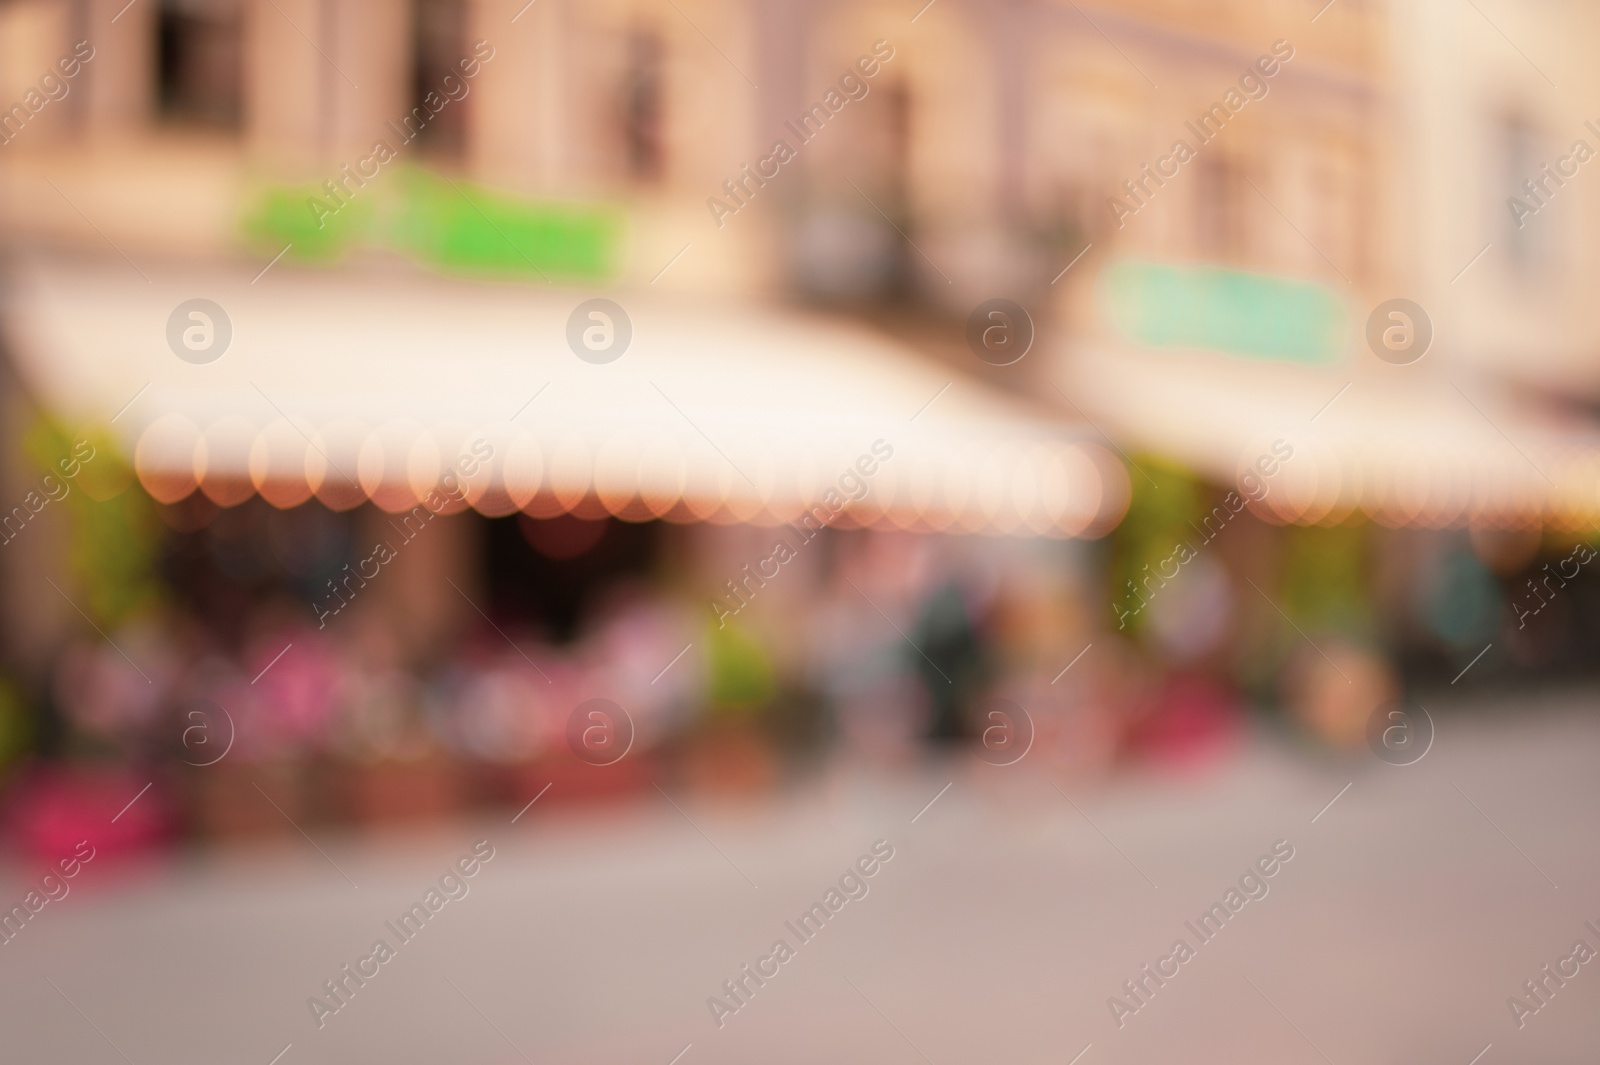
[3,763,174,862]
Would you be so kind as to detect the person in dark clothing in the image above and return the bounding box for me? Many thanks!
[912,581,989,745]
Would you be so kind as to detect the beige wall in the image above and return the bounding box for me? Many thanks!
[0,0,76,144]
[247,0,411,167]
[470,0,564,190]
[81,0,155,138]
[1389,0,1600,394]
[0,0,1595,393]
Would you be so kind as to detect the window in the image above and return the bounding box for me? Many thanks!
[1193,154,1241,261]
[157,0,243,129]
[789,79,912,303]
[622,30,665,182]
[1502,116,1551,274]
[878,81,912,209]
[411,0,469,157]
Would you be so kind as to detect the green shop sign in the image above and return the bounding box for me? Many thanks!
[1100,259,1347,364]
[242,167,623,282]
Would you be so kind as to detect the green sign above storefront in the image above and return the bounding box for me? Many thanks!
[1100,259,1347,364]
[242,168,623,282]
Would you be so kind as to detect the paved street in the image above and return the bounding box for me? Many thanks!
[3,688,1597,1064]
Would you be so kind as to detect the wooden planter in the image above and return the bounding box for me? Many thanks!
[185,760,308,843]
[332,755,466,826]
[678,721,780,798]
[507,748,657,814]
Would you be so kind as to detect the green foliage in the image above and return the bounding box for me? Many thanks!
[1107,455,1203,635]
[704,618,777,715]
[23,420,163,628]
[1280,520,1374,640]
[0,676,31,771]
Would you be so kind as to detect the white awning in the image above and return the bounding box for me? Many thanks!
[1061,334,1600,529]
[3,255,1127,537]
